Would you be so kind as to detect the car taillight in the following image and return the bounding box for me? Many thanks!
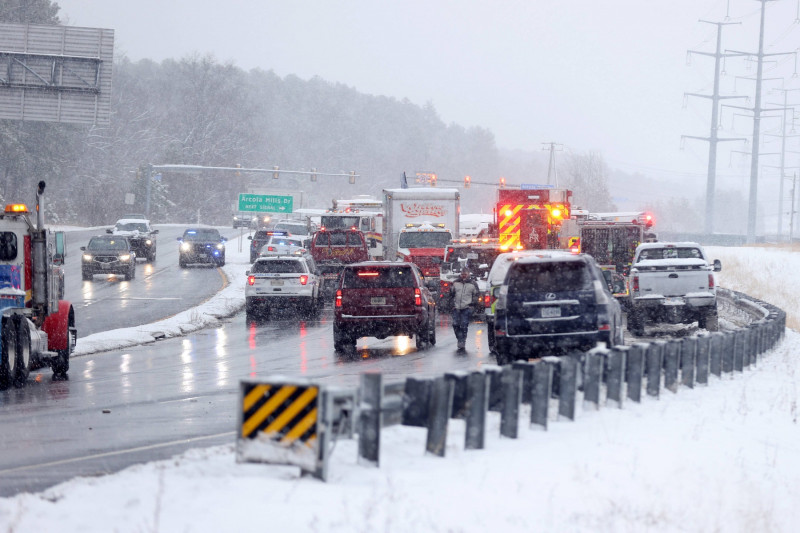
[708,273,714,289]
[414,288,422,306]
[248,275,255,286]
[268,246,275,252]
[632,275,639,292]
[335,289,342,307]
[598,323,611,331]
[299,275,308,285]
[484,292,492,308]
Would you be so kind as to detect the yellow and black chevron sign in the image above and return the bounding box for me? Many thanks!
[240,383,319,447]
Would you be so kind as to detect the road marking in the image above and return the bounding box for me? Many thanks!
[0,432,235,475]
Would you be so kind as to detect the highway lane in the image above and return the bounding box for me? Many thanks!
[0,309,492,496]
[63,225,247,337]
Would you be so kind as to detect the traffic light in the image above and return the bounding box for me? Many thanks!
[311,167,317,182]
[499,177,506,189]
[430,173,437,187]
[464,175,471,188]
[272,165,279,180]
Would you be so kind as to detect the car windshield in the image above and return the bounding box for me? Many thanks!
[315,231,364,246]
[343,267,416,289]
[252,260,306,274]
[508,261,592,292]
[274,223,308,235]
[183,229,221,241]
[637,247,702,261]
[115,222,149,232]
[0,232,18,261]
[87,237,128,251]
[398,231,452,248]
[320,216,360,230]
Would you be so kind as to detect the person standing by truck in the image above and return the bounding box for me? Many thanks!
[450,267,479,351]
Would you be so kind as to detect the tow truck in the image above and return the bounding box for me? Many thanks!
[0,182,77,389]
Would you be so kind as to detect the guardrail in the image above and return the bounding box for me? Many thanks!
[236,289,785,480]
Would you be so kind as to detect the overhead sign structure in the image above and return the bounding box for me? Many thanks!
[238,193,294,213]
[0,23,114,126]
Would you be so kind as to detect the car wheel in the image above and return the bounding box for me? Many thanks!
[699,308,719,331]
[488,325,496,352]
[428,310,437,345]
[333,324,353,352]
[82,270,92,281]
[0,318,17,390]
[12,315,30,388]
[179,257,187,268]
[627,310,645,336]
[495,346,512,366]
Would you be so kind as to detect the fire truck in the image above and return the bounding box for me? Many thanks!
[397,222,454,292]
[560,211,656,299]
[0,181,77,389]
[320,208,384,260]
[495,188,571,250]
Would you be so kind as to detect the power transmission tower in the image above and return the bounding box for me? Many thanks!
[763,88,800,240]
[726,0,794,243]
[542,142,563,186]
[683,19,747,235]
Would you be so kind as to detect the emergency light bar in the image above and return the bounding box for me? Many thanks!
[4,204,29,213]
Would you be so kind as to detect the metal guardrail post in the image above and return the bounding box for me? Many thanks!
[583,352,603,410]
[500,366,523,438]
[663,340,680,393]
[709,332,724,377]
[445,371,469,420]
[742,328,752,369]
[558,356,578,421]
[626,344,646,403]
[530,360,553,430]
[680,337,696,389]
[512,361,536,404]
[733,329,744,372]
[606,347,627,408]
[402,378,431,428]
[358,373,382,467]
[695,334,710,385]
[465,371,489,450]
[485,365,503,412]
[426,376,454,457]
[646,341,664,398]
[722,333,735,374]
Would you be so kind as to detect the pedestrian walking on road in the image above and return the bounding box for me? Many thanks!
[450,267,479,351]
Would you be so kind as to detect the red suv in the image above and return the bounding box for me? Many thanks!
[311,229,369,296]
[333,262,436,352]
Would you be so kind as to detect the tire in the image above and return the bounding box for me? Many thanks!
[488,324,496,352]
[333,324,354,352]
[428,311,437,346]
[124,266,133,281]
[147,251,155,263]
[627,309,645,336]
[179,257,187,269]
[415,331,427,350]
[0,319,16,390]
[82,270,92,281]
[699,307,719,331]
[495,345,512,366]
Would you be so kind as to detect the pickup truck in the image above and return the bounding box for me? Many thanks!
[626,242,721,335]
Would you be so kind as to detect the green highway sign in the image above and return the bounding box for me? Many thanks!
[238,193,294,213]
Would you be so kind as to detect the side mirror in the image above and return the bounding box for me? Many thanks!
[713,259,722,272]
[153,229,159,234]
[221,237,228,243]
[247,236,253,240]
[176,237,182,241]
[106,229,113,234]
[80,246,86,251]
[245,270,251,276]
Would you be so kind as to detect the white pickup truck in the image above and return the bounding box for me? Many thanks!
[626,242,721,335]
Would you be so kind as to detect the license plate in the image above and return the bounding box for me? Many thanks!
[270,280,284,286]
[101,263,111,269]
[664,297,684,306]
[324,273,338,279]
[541,306,561,318]
[370,297,386,305]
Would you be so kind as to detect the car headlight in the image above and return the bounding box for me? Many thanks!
[216,243,224,250]
[145,239,152,245]
[82,253,93,262]
[119,254,131,261]
[180,242,191,252]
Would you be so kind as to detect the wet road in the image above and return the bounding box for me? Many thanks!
[64,225,245,336]
[0,308,494,496]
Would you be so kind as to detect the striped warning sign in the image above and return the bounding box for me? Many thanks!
[240,383,319,447]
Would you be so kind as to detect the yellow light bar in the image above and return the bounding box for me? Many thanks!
[5,203,28,214]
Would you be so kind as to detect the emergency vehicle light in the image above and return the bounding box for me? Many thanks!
[4,204,28,213]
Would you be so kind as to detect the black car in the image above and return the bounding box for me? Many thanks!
[107,219,158,262]
[493,252,623,364]
[248,229,273,263]
[81,236,136,281]
[178,228,226,267]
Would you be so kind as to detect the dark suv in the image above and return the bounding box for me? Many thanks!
[108,218,158,262]
[333,261,436,352]
[81,236,136,281]
[178,228,227,267]
[493,253,623,364]
[248,229,272,263]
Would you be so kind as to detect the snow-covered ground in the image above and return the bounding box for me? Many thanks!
[1,245,798,532]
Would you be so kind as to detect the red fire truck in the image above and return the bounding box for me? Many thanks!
[495,188,572,250]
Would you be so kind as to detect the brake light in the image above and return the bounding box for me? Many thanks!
[268,246,275,252]
[708,273,714,289]
[357,271,380,277]
[248,275,255,286]
[632,275,639,292]
[484,292,492,308]
[598,323,611,331]
[299,275,308,285]
[335,289,342,307]
[414,288,422,306]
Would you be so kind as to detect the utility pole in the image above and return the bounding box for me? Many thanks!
[791,172,798,242]
[683,19,747,235]
[542,142,563,187]
[764,88,800,240]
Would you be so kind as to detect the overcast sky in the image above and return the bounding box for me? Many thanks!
[56,0,800,192]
